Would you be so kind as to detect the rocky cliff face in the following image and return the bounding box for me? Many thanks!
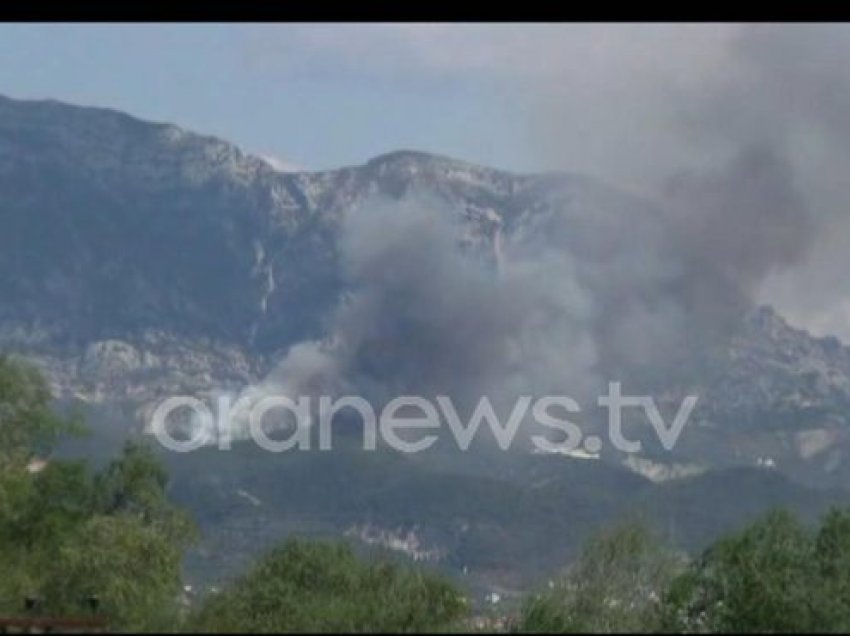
[659,305,850,488]
[6,93,850,595]
[0,95,646,400]
[3,94,850,487]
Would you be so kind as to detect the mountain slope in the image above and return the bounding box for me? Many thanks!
[3,94,850,597]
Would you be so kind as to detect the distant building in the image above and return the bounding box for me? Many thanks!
[26,458,48,474]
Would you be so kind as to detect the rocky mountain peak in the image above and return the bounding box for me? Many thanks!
[2,94,850,490]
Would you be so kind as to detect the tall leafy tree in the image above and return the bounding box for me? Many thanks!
[42,514,186,631]
[661,509,822,633]
[0,358,195,628]
[188,538,468,633]
[93,440,196,545]
[517,522,683,633]
[0,355,81,466]
[814,507,850,630]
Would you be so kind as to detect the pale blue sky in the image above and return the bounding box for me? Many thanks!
[0,23,740,177]
[0,24,545,172]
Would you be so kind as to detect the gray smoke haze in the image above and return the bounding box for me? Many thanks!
[260,196,600,417]
[656,141,816,349]
[239,25,849,445]
[255,150,806,421]
[664,144,812,293]
[531,24,849,340]
[668,25,850,342]
[715,25,850,341]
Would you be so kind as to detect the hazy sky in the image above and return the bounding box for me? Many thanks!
[0,24,541,172]
[0,23,734,176]
[3,23,850,341]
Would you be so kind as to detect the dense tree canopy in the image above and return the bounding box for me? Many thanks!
[187,538,468,633]
[0,355,81,466]
[517,522,684,633]
[0,356,194,630]
[5,355,850,633]
[660,507,850,633]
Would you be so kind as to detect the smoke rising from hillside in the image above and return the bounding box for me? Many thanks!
[260,196,600,416]
[257,149,811,419]
[533,24,847,339]
[249,25,844,433]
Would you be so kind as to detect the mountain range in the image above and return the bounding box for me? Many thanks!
[2,94,849,601]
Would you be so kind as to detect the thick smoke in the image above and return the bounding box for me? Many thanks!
[260,196,600,417]
[664,144,812,295]
[707,25,850,340]
[239,25,843,448]
[255,144,813,425]
[652,142,816,349]
[528,24,850,348]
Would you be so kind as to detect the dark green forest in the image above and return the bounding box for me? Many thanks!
[3,355,850,633]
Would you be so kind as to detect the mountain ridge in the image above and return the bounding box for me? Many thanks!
[3,93,850,595]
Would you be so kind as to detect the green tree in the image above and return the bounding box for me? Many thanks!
[516,522,683,633]
[188,538,468,633]
[31,443,197,630]
[812,507,850,631]
[0,355,81,467]
[42,514,186,631]
[660,509,820,633]
[10,459,95,549]
[93,440,196,546]
[0,358,195,629]
[0,356,87,614]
